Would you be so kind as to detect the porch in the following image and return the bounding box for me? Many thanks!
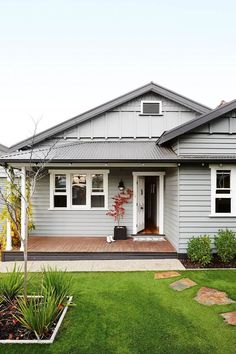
[1,236,177,262]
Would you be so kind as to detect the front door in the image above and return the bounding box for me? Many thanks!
[137,176,145,232]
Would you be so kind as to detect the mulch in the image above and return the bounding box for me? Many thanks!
[180,255,236,269]
[0,299,58,341]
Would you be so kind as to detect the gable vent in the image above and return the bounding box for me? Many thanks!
[141,101,162,115]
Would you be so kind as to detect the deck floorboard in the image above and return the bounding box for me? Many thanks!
[20,236,176,253]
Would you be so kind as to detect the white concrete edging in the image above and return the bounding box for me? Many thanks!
[0,296,73,344]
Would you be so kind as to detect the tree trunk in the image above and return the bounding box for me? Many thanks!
[23,215,28,301]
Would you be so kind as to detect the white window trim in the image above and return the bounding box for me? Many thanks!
[140,100,162,116]
[49,170,109,210]
[209,164,236,217]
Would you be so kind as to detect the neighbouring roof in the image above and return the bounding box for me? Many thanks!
[158,99,236,145]
[9,82,211,152]
[0,144,9,154]
[0,141,178,163]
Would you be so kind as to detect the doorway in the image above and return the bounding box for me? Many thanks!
[143,176,158,234]
[133,172,164,235]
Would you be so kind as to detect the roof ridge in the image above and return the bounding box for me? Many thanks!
[9,82,211,152]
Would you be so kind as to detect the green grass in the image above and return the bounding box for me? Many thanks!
[0,270,236,354]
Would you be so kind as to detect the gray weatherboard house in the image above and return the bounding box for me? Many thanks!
[1,82,236,260]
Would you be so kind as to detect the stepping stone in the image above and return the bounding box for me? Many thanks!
[170,278,197,291]
[194,287,236,306]
[221,311,236,326]
[154,271,180,280]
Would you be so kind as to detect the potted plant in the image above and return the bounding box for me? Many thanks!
[106,188,133,240]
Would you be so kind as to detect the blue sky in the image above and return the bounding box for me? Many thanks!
[1,0,236,145]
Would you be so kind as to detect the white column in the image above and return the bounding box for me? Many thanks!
[6,173,12,251]
[20,166,26,251]
[159,174,164,234]
[6,220,12,251]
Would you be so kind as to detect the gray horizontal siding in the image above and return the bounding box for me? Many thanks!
[178,133,236,155]
[31,166,181,249]
[178,166,236,253]
[177,114,236,156]
[164,168,179,251]
[31,168,133,237]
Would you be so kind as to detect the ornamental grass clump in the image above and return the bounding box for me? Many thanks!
[214,229,236,263]
[0,264,24,302]
[42,266,73,306]
[187,235,212,266]
[12,267,72,340]
[15,294,60,340]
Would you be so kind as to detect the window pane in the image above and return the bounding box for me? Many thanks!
[215,198,231,213]
[216,171,230,189]
[54,195,67,207]
[92,174,104,192]
[55,175,66,192]
[216,189,230,194]
[91,195,105,208]
[72,174,87,205]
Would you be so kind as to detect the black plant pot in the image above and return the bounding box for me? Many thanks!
[114,226,127,240]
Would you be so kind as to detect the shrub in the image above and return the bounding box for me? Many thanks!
[187,235,212,266]
[15,294,60,340]
[214,229,236,263]
[0,264,24,302]
[42,267,72,306]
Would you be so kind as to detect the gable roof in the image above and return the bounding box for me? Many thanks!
[9,82,211,152]
[158,99,236,145]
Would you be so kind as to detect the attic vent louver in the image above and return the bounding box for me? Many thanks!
[141,101,162,115]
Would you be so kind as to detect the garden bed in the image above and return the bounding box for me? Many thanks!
[180,255,236,269]
[0,296,72,344]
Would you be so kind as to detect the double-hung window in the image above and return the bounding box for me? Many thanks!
[53,174,68,208]
[210,165,236,216]
[72,174,87,207]
[50,170,109,210]
[91,173,106,208]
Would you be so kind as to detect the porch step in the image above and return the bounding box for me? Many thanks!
[132,235,166,242]
[1,251,178,262]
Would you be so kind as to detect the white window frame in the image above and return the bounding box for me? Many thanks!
[140,100,162,115]
[210,165,236,217]
[49,170,109,210]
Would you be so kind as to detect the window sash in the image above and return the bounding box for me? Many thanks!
[210,166,236,215]
[50,170,109,209]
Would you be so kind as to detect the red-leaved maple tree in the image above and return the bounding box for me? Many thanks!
[106,188,133,226]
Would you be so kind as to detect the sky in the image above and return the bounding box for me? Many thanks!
[1,0,236,146]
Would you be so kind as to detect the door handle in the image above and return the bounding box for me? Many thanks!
[140,206,144,210]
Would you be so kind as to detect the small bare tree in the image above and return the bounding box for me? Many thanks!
[0,121,58,299]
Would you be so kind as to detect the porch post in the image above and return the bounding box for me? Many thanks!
[6,220,12,251]
[159,174,164,234]
[20,166,27,251]
[6,174,12,251]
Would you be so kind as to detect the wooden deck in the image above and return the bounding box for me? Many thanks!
[27,236,175,253]
[2,236,177,262]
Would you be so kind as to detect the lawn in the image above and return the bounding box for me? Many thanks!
[0,270,236,354]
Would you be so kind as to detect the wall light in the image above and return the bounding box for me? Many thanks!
[118,179,125,191]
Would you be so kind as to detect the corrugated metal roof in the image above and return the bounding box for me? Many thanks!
[0,141,178,162]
